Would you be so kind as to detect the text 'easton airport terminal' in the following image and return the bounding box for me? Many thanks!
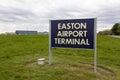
[50,19,95,49]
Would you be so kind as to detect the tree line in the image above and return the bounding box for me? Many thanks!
[98,23,120,35]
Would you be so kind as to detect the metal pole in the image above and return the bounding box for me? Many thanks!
[94,18,97,73]
[49,20,52,65]
[49,47,52,65]
[94,45,97,73]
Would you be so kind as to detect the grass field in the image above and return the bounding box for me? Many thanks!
[0,34,120,80]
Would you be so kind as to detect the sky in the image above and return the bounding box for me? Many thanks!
[0,0,120,33]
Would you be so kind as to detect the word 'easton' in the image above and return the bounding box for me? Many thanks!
[58,22,87,29]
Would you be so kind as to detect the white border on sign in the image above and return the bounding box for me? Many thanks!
[50,18,96,50]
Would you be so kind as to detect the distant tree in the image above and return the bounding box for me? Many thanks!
[98,29,112,35]
[111,23,120,35]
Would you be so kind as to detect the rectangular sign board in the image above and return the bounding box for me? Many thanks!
[50,18,96,49]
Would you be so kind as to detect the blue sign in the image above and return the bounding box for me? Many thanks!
[50,18,95,49]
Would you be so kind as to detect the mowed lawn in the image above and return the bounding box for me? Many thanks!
[0,34,120,80]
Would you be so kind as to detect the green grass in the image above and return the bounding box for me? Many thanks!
[0,34,120,80]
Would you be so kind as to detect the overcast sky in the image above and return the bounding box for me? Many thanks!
[0,0,120,33]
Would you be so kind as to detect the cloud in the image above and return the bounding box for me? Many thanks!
[0,0,120,33]
[96,4,120,31]
[0,6,37,23]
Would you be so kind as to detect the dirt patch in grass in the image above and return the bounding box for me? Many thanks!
[97,65,116,78]
[52,62,116,78]
[25,61,116,79]
[26,61,37,68]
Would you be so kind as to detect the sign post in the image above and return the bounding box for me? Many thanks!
[49,21,52,65]
[49,18,97,73]
[94,18,97,73]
